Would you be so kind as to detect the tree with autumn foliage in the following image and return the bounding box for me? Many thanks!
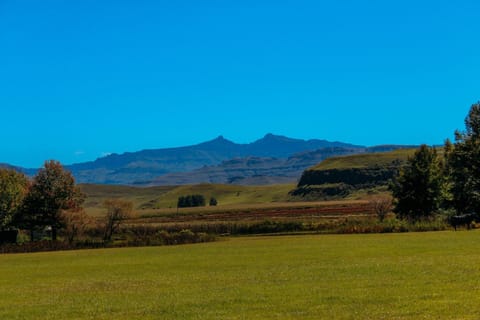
[60,209,92,244]
[18,160,85,241]
[103,199,133,242]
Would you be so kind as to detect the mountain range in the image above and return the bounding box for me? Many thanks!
[0,134,414,186]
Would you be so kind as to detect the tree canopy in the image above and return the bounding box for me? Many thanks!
[0,169,29,230]
[448,102,480,214]
[20,160,85,240]
[391,145,443,220]
[177,195,206,208]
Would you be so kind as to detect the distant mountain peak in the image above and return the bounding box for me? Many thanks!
[262,133,285,140]
[4,134,371,185]
[201,135,235,145]
[215,135,227,141]
[253,133,301,145]
[263,133,286,139]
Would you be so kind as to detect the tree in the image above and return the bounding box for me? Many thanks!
[0,169,29,230]
[448,103,480,214]
[177,195,206,208]
[209,197,218,206]
[369,195,393,222]
[103,199,133,242]
[391,145,443,220]
[60,209,92,245]
[20,160,85,241]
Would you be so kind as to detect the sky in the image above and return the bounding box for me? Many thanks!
[0,0,479,168]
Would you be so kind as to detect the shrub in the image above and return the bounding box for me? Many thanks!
[209,197,218,206]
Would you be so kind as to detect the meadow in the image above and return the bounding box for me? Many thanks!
[80,183,297,216]
[78,182,386,237]
[1,231,480,319]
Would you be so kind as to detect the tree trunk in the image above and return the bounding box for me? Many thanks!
[30,229,34,242]
[52,226,57,241]
[104,220,114,242]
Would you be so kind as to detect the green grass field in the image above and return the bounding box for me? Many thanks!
[2,231,480,319]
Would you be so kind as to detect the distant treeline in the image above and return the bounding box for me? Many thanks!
[177,194,217,208]
[177,194,206,208]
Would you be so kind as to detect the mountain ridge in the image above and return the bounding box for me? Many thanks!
[60,133,366,184]
[1,134,414,185]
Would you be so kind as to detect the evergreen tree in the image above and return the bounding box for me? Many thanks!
[448,103,480,214]
[177,194,206,208]
[209,197,218,206]
[391,145,443,220]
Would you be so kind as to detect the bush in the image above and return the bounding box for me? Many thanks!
[209,197,218,206]
[0,230,18,244]
[329,216,448,234]
[154,229,215,246]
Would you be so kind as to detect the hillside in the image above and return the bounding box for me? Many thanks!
[308,148,416,171]
[146,147,363,186]
[291,148,418,199]
[79,183,295,216]
[0,163,36,176]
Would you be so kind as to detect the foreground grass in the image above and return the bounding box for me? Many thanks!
[1,232,480,319]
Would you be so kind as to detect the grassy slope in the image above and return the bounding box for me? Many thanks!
[154,183,295,208]
[309,148,417,171]
[80,183,296,216]
[1,232,480,319]
[79,184,176,216]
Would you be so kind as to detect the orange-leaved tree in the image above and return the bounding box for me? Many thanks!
[20,160,85,241]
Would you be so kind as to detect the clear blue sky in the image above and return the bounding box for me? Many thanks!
[1,0,478,167]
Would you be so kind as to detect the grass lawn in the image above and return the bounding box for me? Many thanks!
[1,231,480,319]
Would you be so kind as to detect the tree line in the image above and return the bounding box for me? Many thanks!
[0,160,133,244]
[177,195,217,208]
[391,102,480,221]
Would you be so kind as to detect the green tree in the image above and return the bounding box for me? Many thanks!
[0,169,29,230]
[209,197,218,206]
[177,195,206,208]
[20,160,85,241]
[448,102,480,214]
[391,145,443,220]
